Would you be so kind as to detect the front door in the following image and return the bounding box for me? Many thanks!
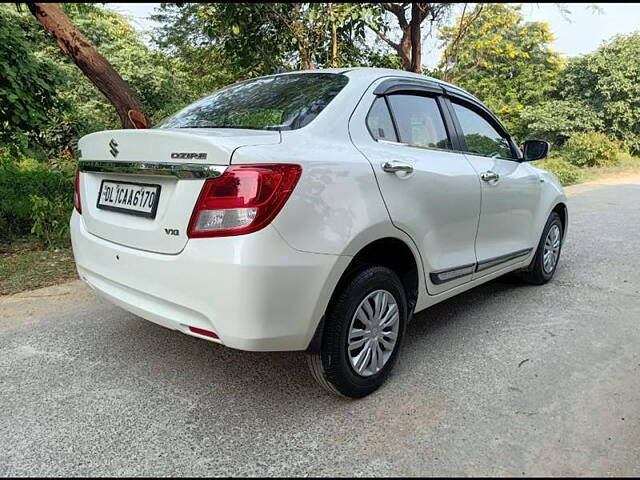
[448,100,542,277]
[349,85,482,295]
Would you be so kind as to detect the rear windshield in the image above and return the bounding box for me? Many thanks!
[157,73,349,131]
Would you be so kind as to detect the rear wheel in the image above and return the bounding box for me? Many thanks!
[520,212,563,285]
[306,266,407,398]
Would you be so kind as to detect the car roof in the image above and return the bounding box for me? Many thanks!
[272,67,483,105]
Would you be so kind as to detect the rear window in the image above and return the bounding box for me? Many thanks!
[157,73,349,131]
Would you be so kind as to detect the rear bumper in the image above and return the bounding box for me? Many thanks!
[70,211,350,351]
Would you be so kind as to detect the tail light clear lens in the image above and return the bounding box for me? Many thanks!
[187,164,302,238]
[74,170,82,214]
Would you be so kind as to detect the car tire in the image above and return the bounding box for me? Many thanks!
[306,266,407,398]
[519,212,563,285]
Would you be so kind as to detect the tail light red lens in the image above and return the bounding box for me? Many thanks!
[74,170,82,214]
[187,163,302,238]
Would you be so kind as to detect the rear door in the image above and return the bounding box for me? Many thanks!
[349,80,482,295]
[445,98,542,277]
[77,128,281,254]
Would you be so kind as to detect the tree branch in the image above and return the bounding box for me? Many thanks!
[442,4,485,81]
[26,2,150,128]
[449,58,483,83]
[367,21,401,52]
[382,3,409,31]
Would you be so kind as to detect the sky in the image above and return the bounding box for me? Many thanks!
[107,2,640,68]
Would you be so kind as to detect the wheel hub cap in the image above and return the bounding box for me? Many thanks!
[347,289,399,377]
[543,224,561,273]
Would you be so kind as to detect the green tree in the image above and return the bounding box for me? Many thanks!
[153,3,287,79]
[437,3,562,138]
[364,3,452,73]
[557,33,640,154]
[25,2,150,130]
[0,5,62,142]
[520,99,603,145]
[151,2,402,82]
[58,4,192,124]
[2,3,194,155]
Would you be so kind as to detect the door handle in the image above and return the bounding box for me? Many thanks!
[382,161,413,174]
[481,171,499,182]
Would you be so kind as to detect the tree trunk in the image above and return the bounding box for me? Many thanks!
[399,34,412,71]
[26,2,150,129]
[329,4,338,67]
[409,4,423,74]
[375,3,430,73]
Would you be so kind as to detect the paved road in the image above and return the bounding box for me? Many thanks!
[1,178,639,476]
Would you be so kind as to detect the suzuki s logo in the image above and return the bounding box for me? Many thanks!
[109,139,119,158]
[164,228,179,236]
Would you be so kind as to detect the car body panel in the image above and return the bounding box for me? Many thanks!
[348,77,483,295]
[71,211,351,351]
[71,67,568,352]
[462,155,543,279]
[78,127,281,164]
[77,128,280,254]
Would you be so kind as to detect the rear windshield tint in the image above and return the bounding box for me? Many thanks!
[157,73,349,131]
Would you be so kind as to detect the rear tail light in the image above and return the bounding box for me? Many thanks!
[74,169,82,214]
[188,163,302,238]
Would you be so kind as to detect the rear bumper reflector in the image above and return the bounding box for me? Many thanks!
[189,326,219,339]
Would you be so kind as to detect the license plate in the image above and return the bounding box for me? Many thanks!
[96,180,161,218]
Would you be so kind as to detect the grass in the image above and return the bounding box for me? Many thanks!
[571,153,640,186]
[589,152,640,177]
[538,152,640,186]
[0,239,77,296]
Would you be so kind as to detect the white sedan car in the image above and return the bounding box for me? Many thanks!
[71,67,567,398]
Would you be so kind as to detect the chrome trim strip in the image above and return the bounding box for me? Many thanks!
[78,160,227,179]
[430,262,476,285]
[377,138,513,159]
[430,247,533,285]
[475,248,532,273]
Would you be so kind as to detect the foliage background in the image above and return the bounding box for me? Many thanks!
[1,2,639,248]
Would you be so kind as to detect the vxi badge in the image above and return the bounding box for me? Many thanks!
[171,152,208,160]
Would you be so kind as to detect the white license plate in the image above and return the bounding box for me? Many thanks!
[97,180,161,218]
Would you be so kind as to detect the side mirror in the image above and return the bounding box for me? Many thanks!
[522,140,550,162]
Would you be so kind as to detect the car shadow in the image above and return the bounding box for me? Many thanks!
[406,274,527,343]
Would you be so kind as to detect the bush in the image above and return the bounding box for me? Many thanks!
[533,156,583,186]
[29,194,72,248]
[615,151,640,170]
[562,132,623,168]
[0,149,74,247]
[520,100,604,147]
[558,33,640,155]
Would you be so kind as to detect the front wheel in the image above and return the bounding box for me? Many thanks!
[306,266,407,398]
[520,211,563,285]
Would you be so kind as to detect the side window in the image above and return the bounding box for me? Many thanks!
[452,102,515,159]
[386,94,451,150]
[366,97,398,142]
